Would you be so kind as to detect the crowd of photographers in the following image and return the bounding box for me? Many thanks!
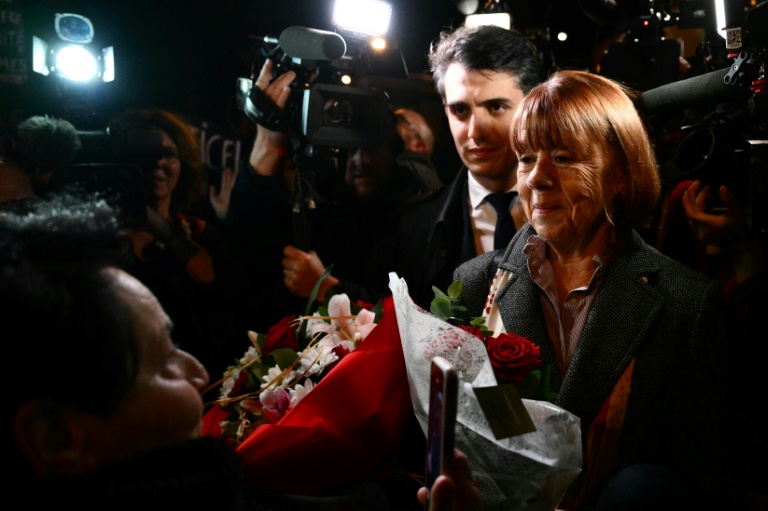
[2,19,767,511]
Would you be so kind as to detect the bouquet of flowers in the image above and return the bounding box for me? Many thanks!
[389,272,582,511]
[202,291,413,495]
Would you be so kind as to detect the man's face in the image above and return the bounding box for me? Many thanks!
[443,63,525,190]
[345,144,393,199]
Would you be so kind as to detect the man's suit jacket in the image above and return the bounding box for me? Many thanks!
[453,223,729,487]
[396,167,480,309]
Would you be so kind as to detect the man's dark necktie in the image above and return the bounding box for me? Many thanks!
[486,191,517,250]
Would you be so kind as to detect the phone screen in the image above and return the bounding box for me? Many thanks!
[425,356,458,506]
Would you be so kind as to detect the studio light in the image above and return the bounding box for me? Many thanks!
[32,13,115,83]
[714,0,727,39]
[333,0,392,38]
[56,44,97,81]
[460,0,513,29]
[330,0,406,79]
[464,12,511,29]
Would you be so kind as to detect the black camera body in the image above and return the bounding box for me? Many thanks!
[237,26,390,156]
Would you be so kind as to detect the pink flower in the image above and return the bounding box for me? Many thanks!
[260,387,291,423]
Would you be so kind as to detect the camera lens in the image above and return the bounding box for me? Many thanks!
[322,99,354,128]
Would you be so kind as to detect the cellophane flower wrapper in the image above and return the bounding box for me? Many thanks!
[389,273,582,511]
[202,296,413,494]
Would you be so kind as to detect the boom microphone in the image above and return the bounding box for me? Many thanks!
[641,68,753,115]
[278,26,346,62]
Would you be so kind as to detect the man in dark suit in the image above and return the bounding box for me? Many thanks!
[395,25,545,309]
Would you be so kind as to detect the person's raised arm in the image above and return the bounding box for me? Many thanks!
[248,59,295,177]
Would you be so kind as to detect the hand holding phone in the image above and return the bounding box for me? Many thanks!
[425,356,458,509]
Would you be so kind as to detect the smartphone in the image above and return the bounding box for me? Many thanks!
[424,356,458,508]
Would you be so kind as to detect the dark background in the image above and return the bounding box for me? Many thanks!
[6,0,658,126]
[3,0,762,179]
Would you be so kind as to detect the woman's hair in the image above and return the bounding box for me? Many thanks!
[428,24,544,102]
[1,193,139,420]
[510,70,661,229]
[109,109,204,212]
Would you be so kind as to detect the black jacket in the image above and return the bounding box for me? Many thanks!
[395,167,476,309]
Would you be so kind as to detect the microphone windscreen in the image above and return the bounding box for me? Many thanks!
[16,115,82,172]
[641,68,752,115]
[278,26,346,62]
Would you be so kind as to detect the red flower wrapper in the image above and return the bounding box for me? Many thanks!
[201,296,412,494]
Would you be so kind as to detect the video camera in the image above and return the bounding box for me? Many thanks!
[236,25,391,159]
[637,1,767,229]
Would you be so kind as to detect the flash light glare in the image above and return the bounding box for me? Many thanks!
[340,74,352,85]
[56,44,97,82]
[371,37,386,51]
[557,32,568,42]
[464,13,511,29]
[714,0,727,39]
[333,0,392,36]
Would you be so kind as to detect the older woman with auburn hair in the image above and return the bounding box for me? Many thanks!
[453,70,733,509]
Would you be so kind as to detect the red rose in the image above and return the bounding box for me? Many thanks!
[262,314,299,356]
[457,324,485,341]
[485,332,543,383]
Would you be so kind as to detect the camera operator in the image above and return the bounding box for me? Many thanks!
[682,180,768,508]
[225,57,439,325]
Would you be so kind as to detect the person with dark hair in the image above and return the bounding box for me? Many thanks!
[2,192,479,511]
[224,57,439,318]
[108,108,233,376]
[14,114,82,196]
[452,70,731,510]
[395,24,545,309]
[1,193,245,510]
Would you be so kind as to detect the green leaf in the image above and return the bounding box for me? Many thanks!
[246,370,261,388]
[255,333,267,351]
[270,348,300,370]
[298,263,335,345]
[447,280,463,300]
[469,317,485,326]
[432,285,449,301]
[513,369,542,399]
[430,297,452,319]
[532,364,559,402]
[371,300,384,323]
